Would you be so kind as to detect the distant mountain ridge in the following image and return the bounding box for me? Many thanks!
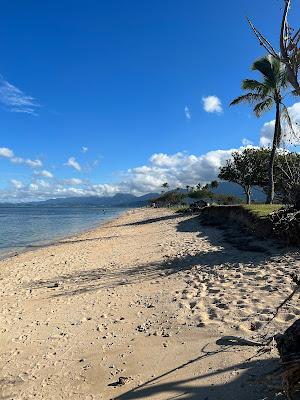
[0,182,266,207]
[0,192,160,208]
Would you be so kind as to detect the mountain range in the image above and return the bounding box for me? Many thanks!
[0,182,265,207]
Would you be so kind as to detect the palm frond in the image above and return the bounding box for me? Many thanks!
[252,55,287,90]
[230,93,264,106]
[241,79,267,93]
[252,56,274,80]
[253,98,274,117]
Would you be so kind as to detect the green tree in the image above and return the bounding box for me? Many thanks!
[210,180,219,189]
[152,191,186,207]
[218,148,269,204]
[230,55,289,204]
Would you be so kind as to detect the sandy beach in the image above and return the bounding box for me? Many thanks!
[1,207,300,400]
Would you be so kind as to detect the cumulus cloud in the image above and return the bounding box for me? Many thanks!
[122,149,239,194]
[1,147,247,202]
[0,147,14,158]
[34,170,53,178]
[184,106,191,120]
[65,157,81,171]
[260,102,300,147]
[202,95,223,114]
[0,146,43,168]
[0,76,39,115]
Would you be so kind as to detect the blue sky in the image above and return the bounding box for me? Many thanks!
[0,0,300,201]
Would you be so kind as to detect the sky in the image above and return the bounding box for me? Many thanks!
[0,0,300,202]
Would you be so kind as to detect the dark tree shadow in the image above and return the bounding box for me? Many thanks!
[120,214,180,227]
[114,353,282,400]
[26,214,299,298]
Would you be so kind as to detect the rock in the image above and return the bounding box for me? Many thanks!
[108,376,130,387]
[276,319,300,399]
[47,282,59,288]
[136,324,146,332]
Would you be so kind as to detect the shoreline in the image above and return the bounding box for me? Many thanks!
[1,207,299,399]
[0,207,132,262]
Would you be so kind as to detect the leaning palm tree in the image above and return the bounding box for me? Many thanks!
[231,55,289,204]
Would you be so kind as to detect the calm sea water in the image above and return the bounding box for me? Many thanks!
[0,205,127,259]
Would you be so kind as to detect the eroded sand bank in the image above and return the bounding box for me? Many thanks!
[1,208,300,399]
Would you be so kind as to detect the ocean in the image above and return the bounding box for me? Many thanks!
[0,205,127,259]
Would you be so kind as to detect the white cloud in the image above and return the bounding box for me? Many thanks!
[0,147,254,202]
[0,76,39,115]
[11,157,43,168]
[34,170,53,178]
[65,157,81,171]
[260,102,300,147]
[29,183,39,191]
[81,146,88,153]
[202,95,223,114]
[0,146,43,168]
[64,178,83,185]
[123,149,240,194]
[242,138,253,146]
[184,106,191,120]
[0,147,14,158]
[11,179,23,189]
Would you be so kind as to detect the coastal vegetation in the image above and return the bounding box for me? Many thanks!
[230,55,290,204]
[242,204,283,218]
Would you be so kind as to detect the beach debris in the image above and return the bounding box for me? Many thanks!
[46,282,59,288]
[136,324,147,332]
[108,376,130,387]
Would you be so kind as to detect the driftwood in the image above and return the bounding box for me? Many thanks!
[268,206,300,244]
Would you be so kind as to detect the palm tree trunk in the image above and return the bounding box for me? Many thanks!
[266,102,281,204]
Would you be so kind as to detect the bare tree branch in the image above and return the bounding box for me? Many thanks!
[248,0,300,95]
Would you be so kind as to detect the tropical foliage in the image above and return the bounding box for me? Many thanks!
[218,148,269,204]
[230,55,289,204]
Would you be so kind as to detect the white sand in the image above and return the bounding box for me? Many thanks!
[1,208,299,399]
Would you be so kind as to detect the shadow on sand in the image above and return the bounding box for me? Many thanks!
[114,351,282,400]
[26,214,298,298]
[120,214,180,227]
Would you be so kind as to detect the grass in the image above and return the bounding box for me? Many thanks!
[172,205,190,213]
[242,204,283,218]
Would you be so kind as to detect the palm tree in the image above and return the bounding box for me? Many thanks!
[161,182,169,193]
[210,180,219,189]
[230,55,288,204]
